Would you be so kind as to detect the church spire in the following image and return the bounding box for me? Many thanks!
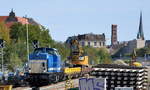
[9,8,15,17]
[137,12,144,40]
[6,9,17,22]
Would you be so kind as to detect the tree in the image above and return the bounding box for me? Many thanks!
[0,22,10,43]
[10,23,53,47]
[4,43,24,71]
[7,23,54,70]
[82,47,112,65]
[10,23,25,42]
[83,46,99,65]
[8,53,22,71]
[97,48,112,64]
[52,42,70,61]
[38,26,54,47]
[136,47,150,57]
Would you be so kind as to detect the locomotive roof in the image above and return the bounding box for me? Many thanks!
[35,47,58,51]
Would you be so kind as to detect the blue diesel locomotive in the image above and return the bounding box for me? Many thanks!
[27,47,91,86]
[27,47,64,86]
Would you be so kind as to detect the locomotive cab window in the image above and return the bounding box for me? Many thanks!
[47,50,55,55]
[42,62,45,67]
[46,48,59,55]
[54,50,59,55]
[34,48,45,53]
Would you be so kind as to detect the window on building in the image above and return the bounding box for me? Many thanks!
[94,42,97,46]
[82,42,85,46]
[88,42,90,46]
[99,42,101,46]
[103,42,105,46]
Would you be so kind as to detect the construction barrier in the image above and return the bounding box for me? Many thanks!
[65,75,74,90]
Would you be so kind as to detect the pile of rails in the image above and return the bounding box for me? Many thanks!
[91,64,148,90]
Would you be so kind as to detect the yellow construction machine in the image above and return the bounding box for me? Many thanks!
[68,39,89,66]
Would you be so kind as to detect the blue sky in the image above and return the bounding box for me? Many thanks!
[0,0,150,44]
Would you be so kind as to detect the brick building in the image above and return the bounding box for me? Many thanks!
[111,24,118,46]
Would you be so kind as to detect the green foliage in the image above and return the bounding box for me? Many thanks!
[97,48,112,64]
[136,47,150,57]
[0,22,10,43]
[2,23,54,71]
[3,22,70,71]
[124,53,131,57]
[124,59,131,64]
[8,53,22,71]
[83,47,112,65]
[83,46,99,65]
[52,42,70,61]
[4,43,24,71]
[10,23,53,46]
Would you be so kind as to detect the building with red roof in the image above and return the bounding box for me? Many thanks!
[0,9,39,28]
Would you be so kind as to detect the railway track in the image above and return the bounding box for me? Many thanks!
[39,78,78,90]
[13,78,79,90]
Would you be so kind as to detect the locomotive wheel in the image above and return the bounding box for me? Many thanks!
[62,74,67,81]
[54,75,59,83]
[75,74,78,78]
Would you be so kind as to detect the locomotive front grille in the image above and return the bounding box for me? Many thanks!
[29,60,47,73]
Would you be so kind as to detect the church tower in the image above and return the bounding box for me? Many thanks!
[136,12,145,49]
[6,9,18,22]
[137,12,144,40]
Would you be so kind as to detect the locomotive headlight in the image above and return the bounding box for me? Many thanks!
[44,70,47,72]
[57,68,61,70]
[29,70,31,73]
[43,68,47,72]
[28,68,31,73]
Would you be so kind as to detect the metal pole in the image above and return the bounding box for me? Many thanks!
[1,48,3,73]
[26,15,29,62]
[145,53,147,61]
